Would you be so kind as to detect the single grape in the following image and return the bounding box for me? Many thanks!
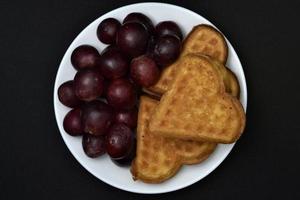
[82,134,106,158]
[115,108,138,129]
[106,78,137,110]
[123,12,154,34]
[99,48,129,79]
[63,108,83,136]
[130,55,160,87]
[74,69,104,101]
[155,21,183,40]
[97,18,121,44]
[153,35,181,67]
[58,80,81,108]
[105,123,134,159]
[111,138,136,166]
[82,101,115,136]
[116,22,149,58]
[71,45,100,70]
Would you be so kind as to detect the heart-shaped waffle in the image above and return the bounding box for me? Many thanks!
[149,54,245,143]
[131,96,216,183]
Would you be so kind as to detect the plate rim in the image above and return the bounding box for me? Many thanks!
[53,2,248,194]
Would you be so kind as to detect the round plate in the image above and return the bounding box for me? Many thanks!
[53,2,247,194]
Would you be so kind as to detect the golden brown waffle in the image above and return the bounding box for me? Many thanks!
[131,96,216,183]
[207,56,240,98]
[149,54,246,144]
[148,24,228,94]
[225,69,240,98]
[173,138,216,165]
[182,24,228,63]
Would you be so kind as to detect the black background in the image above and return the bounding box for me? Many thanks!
[1,0,300,199]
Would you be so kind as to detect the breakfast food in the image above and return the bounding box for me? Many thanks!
[149,54,245,143]
[131,96,216,183]
[224,68,240,98]
[209,57,240,98]
[182,25,228,63]
[57,11,246,183]
[148,24,228,94]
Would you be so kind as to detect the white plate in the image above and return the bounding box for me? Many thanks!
[53,2,247,194]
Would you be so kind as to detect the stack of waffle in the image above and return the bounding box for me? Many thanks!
[131,25,246,183]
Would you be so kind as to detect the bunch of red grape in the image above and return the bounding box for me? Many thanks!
[58,13,183,166]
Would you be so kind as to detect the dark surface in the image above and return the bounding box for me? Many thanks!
[0,0,299,199]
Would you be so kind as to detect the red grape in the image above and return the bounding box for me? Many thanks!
[153,35,181,67]
[82,101,114,136]
[116,22,149,58]
[111,138,136,166]
[58,80,81,108]
[82,134,106,158]
[130,55,160,87]
[63,108,83,136]
[71,45,100,70]
[115,108,138,129]
[74,69,104,101]
[105,123,134,159]
[106,78,137,110]
[97,18,121,44]
[123,12,154,34]
[99,48,129,79]
[155,21,183,40]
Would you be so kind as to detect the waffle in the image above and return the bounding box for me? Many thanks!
[149,54,246,144]
[174,138,216,165]
[131,96,216,183]
[225,68,240,98]
[182,24,228,63]
[209,58,240,98]
[148,24,228,94]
